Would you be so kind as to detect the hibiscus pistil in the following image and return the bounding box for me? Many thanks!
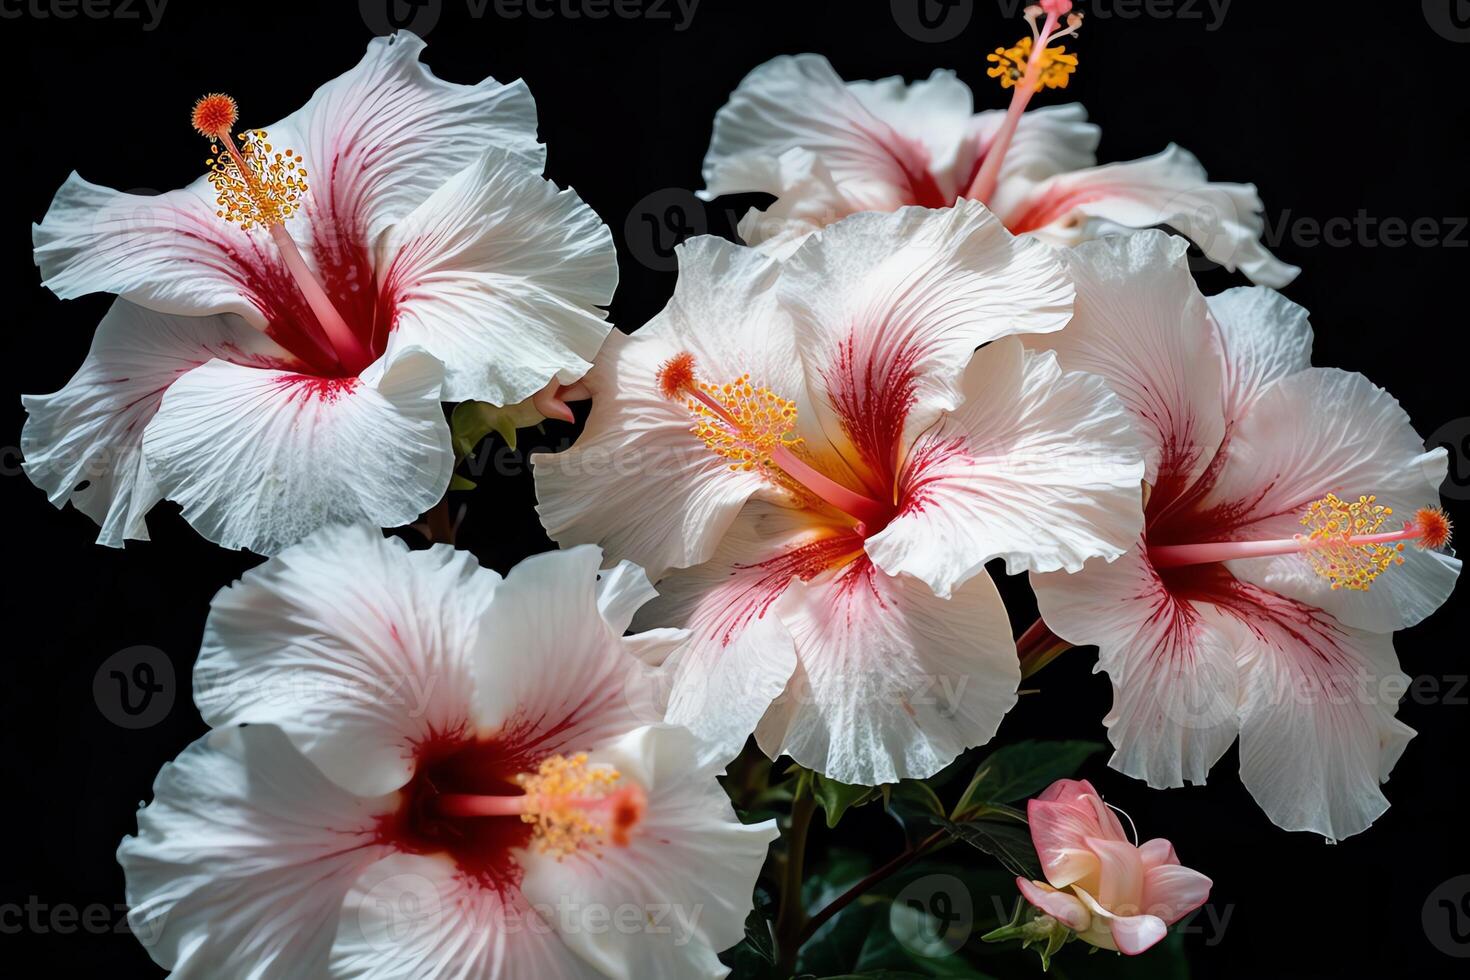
[191,92,373,373]
[657,351,892,528]
[967,1,1084,204]
[1149,493,1453,591]
[436,752,648,858]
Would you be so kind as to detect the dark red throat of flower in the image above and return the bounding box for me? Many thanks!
[191,92,380,377]
[379,737,646,889]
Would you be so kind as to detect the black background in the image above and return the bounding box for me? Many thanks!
[3,1,1469,976]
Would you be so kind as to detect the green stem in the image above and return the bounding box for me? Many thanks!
[775,782,817,976]
[793,829,947,955]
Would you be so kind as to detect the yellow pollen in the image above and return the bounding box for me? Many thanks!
[1298,493,1405,592]
[687,374,803,473]
[205,129,308,231]
[514,753,630,859]
[987,36,1078,90]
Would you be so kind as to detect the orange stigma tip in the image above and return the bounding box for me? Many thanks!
[1414,507,1452,550]
[657,351,697,400]
[191,93,238,139]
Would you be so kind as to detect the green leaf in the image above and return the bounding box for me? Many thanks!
[813,774,881,829]
[809,972,932,979]
[743,907,776,964]
[448,474,477,492]
[932,815,1042,879]
[953,741,1104,817]
[450,399,542,458]
[884,780,947,845]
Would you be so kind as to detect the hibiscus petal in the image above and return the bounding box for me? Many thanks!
[195,525,492,797]
[1026,798,1102,891]
[1029,231,1227,489]
[382,148,617,405]
[631,500,822,765]
[734,102,1100,259]
[980,103,1100,209]
[701,54,949,211]
[1001,145,1299,288]
[140,340,452,555]
[1032,547,1243,788]
[781,202,1073,484]
[533,236,794,579]
[1016,878,1092,932]
[1207,285,1314,422]
[333,852,601,979]
[1084,836,1146,912]
[33,174,281,324]
[117,725,393,979]
[596,558,663,636]
[734,147,863,259]
[751,537,1018,785]
[471,546,673,754]
[1209,368,1460,632]
[1141,863,1212,925]
[1136,837,1179,871]
[1232,595,1414,839]
[21,300,290,546]
[864,338,1144,596]
[519,726,779,980]
[283,32,543,253]
[1107,912,1171,956]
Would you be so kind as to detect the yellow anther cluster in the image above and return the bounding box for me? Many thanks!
[1299,493,1405,591]
[206,130,308,231]
[688,375,802,473]
[515,753,622,858]
[987,36,1078,90]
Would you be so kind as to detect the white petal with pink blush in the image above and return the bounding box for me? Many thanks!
[699,40,1296,286]
[21,299,286,546]
[1030,232,1458,839]
[121,527,775,980]
[27,33,617,552]
[538,204,1147,782]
